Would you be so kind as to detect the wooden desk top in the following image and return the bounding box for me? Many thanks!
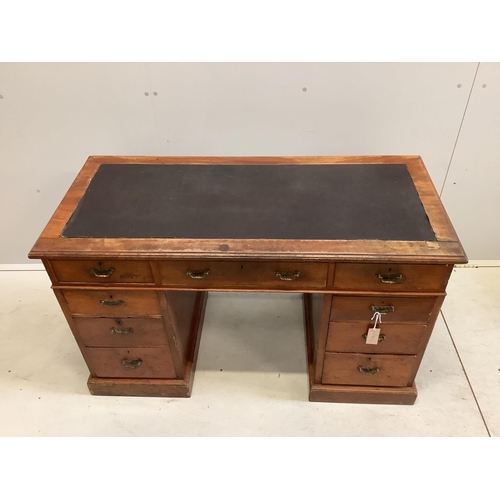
[29,156,467,263]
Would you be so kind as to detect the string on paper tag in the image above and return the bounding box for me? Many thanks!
[365,311,382,345]
[371,311,382,329]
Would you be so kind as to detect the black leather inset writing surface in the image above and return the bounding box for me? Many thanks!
[62,164,436,241]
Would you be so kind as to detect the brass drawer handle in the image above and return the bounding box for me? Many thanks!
[358,366,380,375]
[362,333,386,343]
[186,269,210,279]
[121,359,142,370]
[100,299,125,307]
[275,271,300,281]
[376,273,403,284]
[111,327,134,335]
[370,305,394,314]
[90,267,115,278]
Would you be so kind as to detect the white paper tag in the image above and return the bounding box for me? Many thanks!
[365,327,381,345]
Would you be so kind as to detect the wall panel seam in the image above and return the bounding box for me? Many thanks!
[439,62,480,197]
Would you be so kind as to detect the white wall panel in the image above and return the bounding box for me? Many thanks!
[0,62,484,263]
[441,63,500,259]
[0,63,159,263]
[146,62,476,188]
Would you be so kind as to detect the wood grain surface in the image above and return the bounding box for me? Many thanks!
[332,263,453,292]
[329,295,437,323]
[325,322,427,355]
[62,290,162,316]
[51,259,155,284]
[73,317,168,347]
[322,352,416,387]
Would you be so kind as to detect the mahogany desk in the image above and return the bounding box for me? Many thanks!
[29,156,467,405]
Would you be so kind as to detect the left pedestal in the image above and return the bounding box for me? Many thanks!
[46,260,207,397]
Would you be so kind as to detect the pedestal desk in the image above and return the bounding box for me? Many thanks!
[29,156,467,404]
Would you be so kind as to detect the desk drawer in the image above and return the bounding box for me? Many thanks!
[73,317,168,347]
[158,260,328,289]
[330,296,436,323]
[333,263,451,292]
[86,347,176,379]
[63,290,162,316]
[322,352,416,387]
[51,260,154,284]
[326,322,426,355]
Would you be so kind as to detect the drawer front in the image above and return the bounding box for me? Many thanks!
[63,290,162,316]
[85,347,176,379]
[51,260,154,284]
[326,322,426,355]
[333,263,452,292]
[330,296,436,323]
[73,317,168,347]
[322,352,416,387]
[158,260,328,289]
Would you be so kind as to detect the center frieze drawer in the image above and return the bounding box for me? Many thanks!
[330,296,437,323]
[158,260,328,289]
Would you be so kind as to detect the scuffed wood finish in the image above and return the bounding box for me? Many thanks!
[325,322,427,355]
[309,382,418,405]
[28,155,467,264]
[73,317,169,347]
[51,259,155,284]
[322,352,416,387]
[330,295,437,323]
[62,290,162,316]
[88,377,192,398]
[32,238,466,263]
[405,156,461,243]
[85,346,176,379]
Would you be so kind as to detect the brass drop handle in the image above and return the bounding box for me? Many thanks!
[90,267,115,278]
[121,359,142,370]
[275,271,300,281]
[358,366,380,375]
[111,327,134,335]
[377,273,403,284]
[186,269,210,279]
[101,299,125,307]
[362,333,386,343]
[370,305,394,314]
